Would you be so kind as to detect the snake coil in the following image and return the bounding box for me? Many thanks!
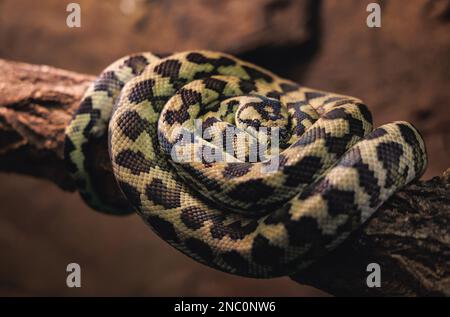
[65,51,427,277]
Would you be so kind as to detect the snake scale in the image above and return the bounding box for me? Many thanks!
[64,51,427,277]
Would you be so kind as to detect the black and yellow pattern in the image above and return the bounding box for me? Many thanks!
[65,50,427,277]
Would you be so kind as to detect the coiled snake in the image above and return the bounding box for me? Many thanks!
[64,51,427,277]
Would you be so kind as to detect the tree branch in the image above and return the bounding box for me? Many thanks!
[0,59,448,297]
[291,171,450,296]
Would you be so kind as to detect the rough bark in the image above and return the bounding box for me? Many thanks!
[291,172,450,296]
[0,59,448,297]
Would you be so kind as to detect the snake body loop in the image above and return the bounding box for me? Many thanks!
[64,51,427,277]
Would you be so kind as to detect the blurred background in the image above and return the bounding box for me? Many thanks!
[0,0,448,296]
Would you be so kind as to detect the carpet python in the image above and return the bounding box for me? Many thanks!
[64,51,427,277]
